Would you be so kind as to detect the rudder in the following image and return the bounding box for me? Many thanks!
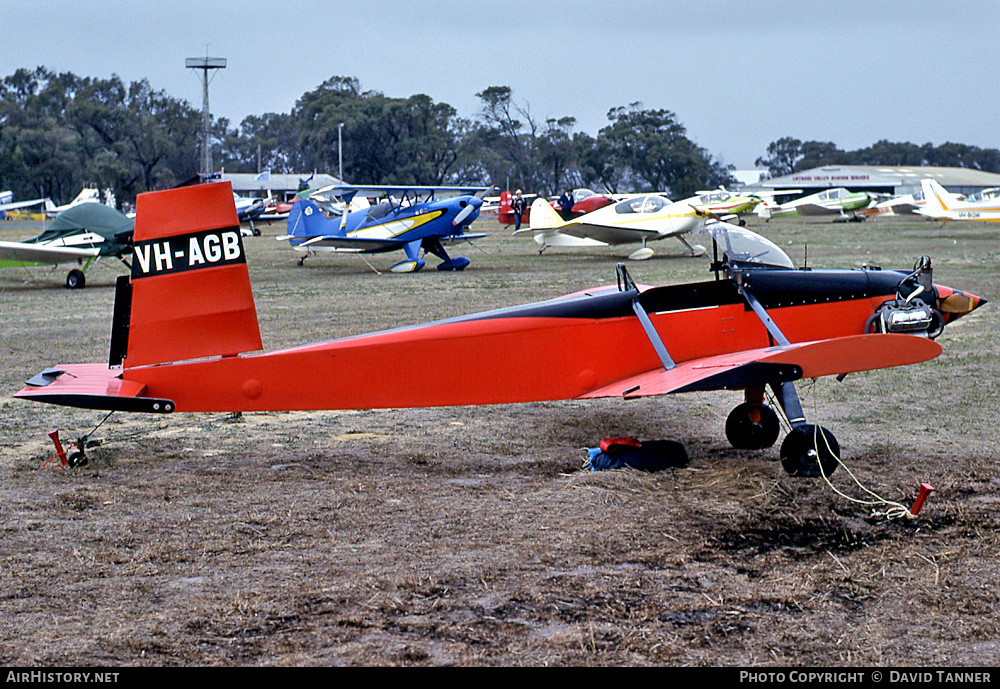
[120,182,262,368]
[285,199,338,245]
[527,197,565,230]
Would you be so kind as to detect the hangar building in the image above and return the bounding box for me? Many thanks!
[750,165,1000,197]
[222,172,343,202]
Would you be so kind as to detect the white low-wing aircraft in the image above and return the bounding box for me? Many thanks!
[515,193,711,260]
[917,178,1000,222]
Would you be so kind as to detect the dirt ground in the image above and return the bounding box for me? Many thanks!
[1,209,998,667]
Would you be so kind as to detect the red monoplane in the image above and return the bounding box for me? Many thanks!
[17,183,985,476]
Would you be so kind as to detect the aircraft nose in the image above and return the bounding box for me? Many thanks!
[937,287,987,321]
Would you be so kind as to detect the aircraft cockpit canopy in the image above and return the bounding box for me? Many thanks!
[614,194,671,215]
[698,191,732,204]
[817,188,847,202]
[694,222,795,269]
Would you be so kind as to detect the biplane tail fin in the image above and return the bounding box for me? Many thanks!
[112,182,263,368]
[285,199,339,245]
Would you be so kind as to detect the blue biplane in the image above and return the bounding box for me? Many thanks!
[281,185,489,272]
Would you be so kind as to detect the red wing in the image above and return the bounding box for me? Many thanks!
[578,334,942,399]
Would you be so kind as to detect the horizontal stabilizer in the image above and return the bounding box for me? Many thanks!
[16,363,175,413]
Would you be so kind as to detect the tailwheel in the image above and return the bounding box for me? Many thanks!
[725,402,780,449]
[779,424,840,477]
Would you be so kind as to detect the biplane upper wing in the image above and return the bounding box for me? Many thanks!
[0,240,100,267]
[578,334,942,399]
[310,184,490,203]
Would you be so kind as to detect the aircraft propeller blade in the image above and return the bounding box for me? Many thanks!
[452,203,476,226]
[690,203,723,223]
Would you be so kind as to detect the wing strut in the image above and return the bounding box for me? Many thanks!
[734,274,806,426]
[738,280,790,347]
[617,264,675,371]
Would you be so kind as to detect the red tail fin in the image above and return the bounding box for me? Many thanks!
[122,182,262,368]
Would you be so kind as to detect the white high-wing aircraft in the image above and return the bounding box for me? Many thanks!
[0,191,49,217]
[0,203,134,288]
[515,193,710,260]
[917,178,1000,222]
[43,188,108,218]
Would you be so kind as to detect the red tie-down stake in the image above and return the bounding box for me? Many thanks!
[48,430,69,469]
[910,483,935,516]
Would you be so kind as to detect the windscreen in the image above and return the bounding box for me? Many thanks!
[692,222,795,268]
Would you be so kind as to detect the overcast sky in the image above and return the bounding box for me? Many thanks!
[4,0,998,170]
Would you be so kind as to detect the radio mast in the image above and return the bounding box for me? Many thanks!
[185,56,227,177]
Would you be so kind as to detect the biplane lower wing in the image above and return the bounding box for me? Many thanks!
[579,334,943,399]
[295,235,401,253]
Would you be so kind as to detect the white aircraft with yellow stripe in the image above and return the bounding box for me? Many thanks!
[516,193,712,260]
[917,178,1000,222]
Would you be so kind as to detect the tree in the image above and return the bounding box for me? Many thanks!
[536,117,578,195]
[597,103,734,197]
[797,141,845,170]
[289,76,469,185]
[755,137,803,177]
[472,86,540,191]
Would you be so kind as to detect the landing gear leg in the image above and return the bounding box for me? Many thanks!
[771,380,839,477]
[424,238,470,271]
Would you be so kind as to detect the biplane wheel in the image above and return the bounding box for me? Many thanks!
[66,269,86,289]
[779,425,839,477]
[725,402,780,449]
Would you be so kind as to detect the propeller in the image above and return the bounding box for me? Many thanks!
[452,200,477,226]
[689,203,724,223]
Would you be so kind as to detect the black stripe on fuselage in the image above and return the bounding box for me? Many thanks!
[459,267,909,324]
[335,267,911,345]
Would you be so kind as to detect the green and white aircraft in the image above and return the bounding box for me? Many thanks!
[757,187,876,221]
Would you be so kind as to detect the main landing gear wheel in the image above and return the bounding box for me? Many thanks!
[780,424,840,477]
[66,269,86,289]
[725,402,780,449]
